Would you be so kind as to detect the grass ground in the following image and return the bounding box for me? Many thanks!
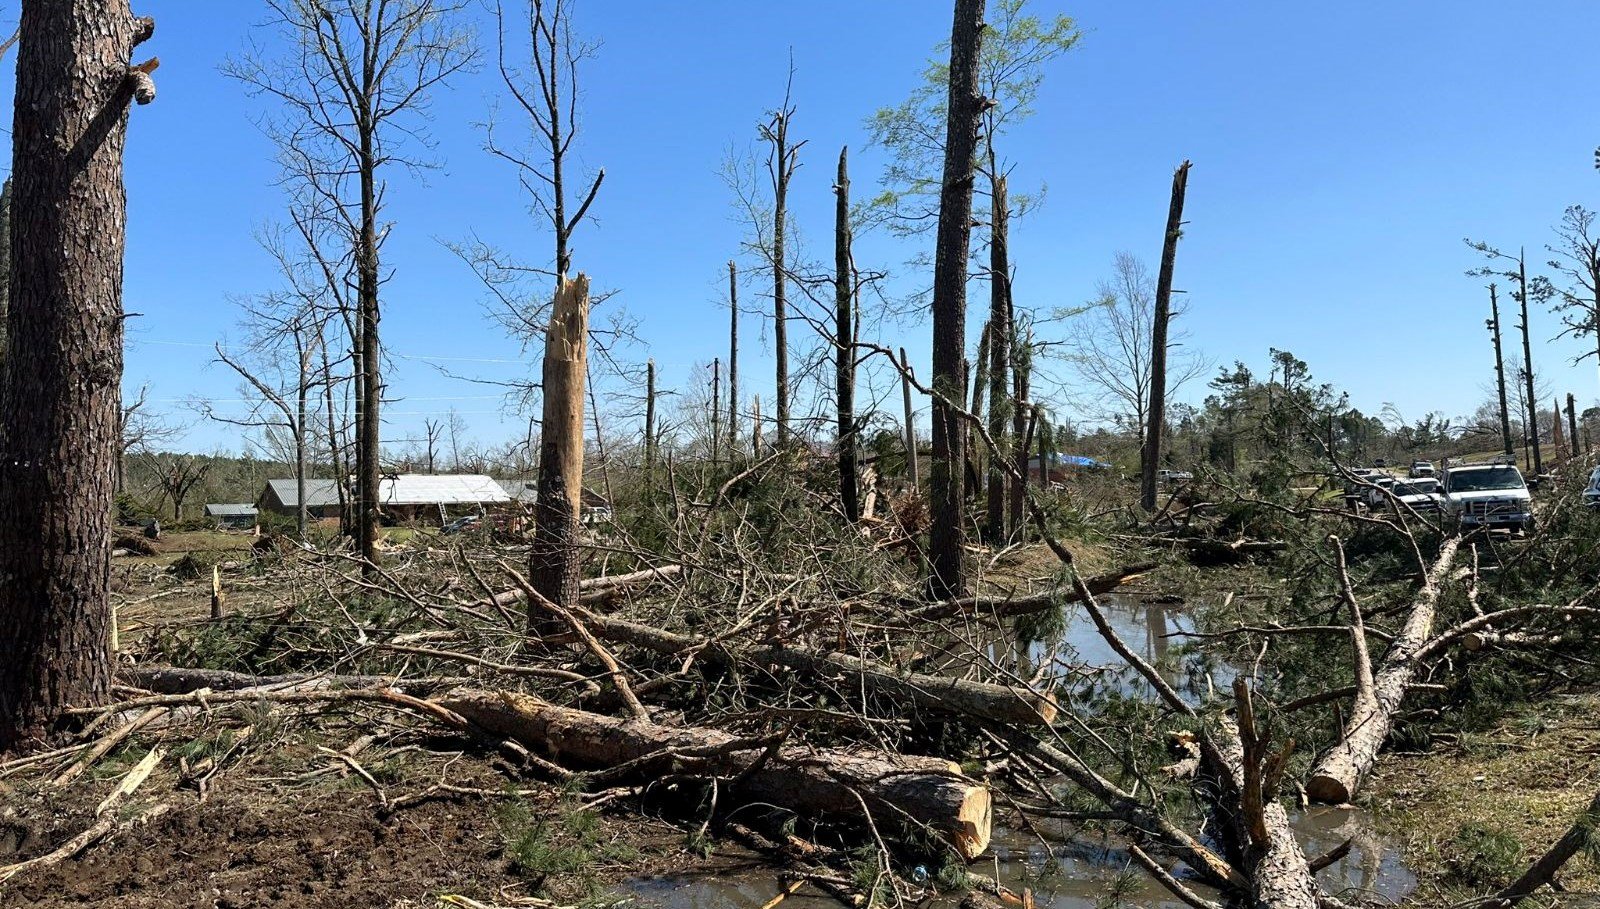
[1367,690,1600,905]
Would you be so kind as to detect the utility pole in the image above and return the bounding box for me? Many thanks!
[1488,284,1514,458]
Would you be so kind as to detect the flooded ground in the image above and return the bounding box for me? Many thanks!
[624,595,1418,908]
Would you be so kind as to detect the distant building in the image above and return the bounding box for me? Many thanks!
[257,474,512,526]
[204,503,259,531]
[257,479,343,520]
[497,478,613,524]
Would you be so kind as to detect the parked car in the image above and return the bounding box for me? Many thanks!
[1441,461,1534,532]
[441,514,482,535]
[1390,477,1444,514]
[1583,466,1600,509]
[1408,460,1436,479]
[1364,474,1398,508]
[1373,458,1388,468]
[1156,469,1194,484]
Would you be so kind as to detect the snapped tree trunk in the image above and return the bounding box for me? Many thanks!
[1519,250,1542,474]
[985,176,1011,543]
[441,689,993,860]
[1008,330,1031,535]
[529,275,591,621]
[835,146,859,521]
[1567,392,1579,459]
[1489,284,1514,458]
[900,347,919,489]
[927,0,987,599]
[1141,160,1191,512]
[644,358,656,473]
[357,130,382,573]
[1306,537,1460,804]
[0,0,154,751]
[727,260,738,458]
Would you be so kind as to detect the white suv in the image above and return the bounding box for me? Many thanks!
[1441,463,1534,532]
[1583,466,1600,509]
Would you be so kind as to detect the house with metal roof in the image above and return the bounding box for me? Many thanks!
[257,474,512,526]
[204,503,259,531]
[257,478,343,520]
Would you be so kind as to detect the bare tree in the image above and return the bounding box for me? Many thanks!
[1059,252,1207,459]
[726,260,739,457]
[138,452,211,522]
[1487,283,1514,457]
[423,418,443,472]
[927,0,986,600]
[1541,204,1600,391]
[761,73,802,448]
[0,0,158,751]
[228,0,475,572]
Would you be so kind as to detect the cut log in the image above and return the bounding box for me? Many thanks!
[573,607,1058,726]
[441,688,992,859]
[1306,537,1460,804]
[900,563,1156,624]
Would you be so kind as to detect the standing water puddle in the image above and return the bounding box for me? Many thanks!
[624,595,1417,907]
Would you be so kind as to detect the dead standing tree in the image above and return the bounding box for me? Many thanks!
[927,0,987,599]
[1468,240,1547,473]
[0,0,157,751]
[760,79,802,449]
[228,0,473,574]
[1141,160,1191,512]
[835,146,859,521]
[1487,283,1515,457]
[529,275,590,619]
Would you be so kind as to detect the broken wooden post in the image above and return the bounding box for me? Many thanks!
[899,347,919,489]
[529,274,591,622]
[209,565,225,619]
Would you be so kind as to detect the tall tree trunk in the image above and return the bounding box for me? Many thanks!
[900,347,919,489]
[927,0,987,600]
[1519,250,1542,474]
[771,116,792,448]
[1141,160,1191,512]
[530,275,591,622]
[644,358,656,472]
[727,260,738,458]
[357,135,382,572]
[985,175,1011,543]
[835,146,859,522]
[1489,284,1514,458]
[0,0,153,751]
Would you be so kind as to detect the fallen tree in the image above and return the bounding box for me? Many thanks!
[897,563,1155,624]
[568,605,1060,726]
[439,688,994,859]
[1307,536,1458,804]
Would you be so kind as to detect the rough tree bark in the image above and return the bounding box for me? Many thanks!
[0,0,156,751]
[835,146,859,521]
[985,176,1011,543]
[1306,536,1461,804]
[1488,283,1515,458]
[529,275,591,621]
[927,0,987,599]
[1141,160,1191,512]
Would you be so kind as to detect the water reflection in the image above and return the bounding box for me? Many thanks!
[623,594,1415,908]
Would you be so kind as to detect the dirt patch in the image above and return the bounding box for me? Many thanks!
[0,741,697,909]
[1366,690,1600,905]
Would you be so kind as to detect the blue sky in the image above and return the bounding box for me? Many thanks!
[15,0,1600,453]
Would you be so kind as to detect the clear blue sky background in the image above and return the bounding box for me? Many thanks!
[12,0,1600,454]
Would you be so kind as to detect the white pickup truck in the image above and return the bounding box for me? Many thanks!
[1440,462,1534,532]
